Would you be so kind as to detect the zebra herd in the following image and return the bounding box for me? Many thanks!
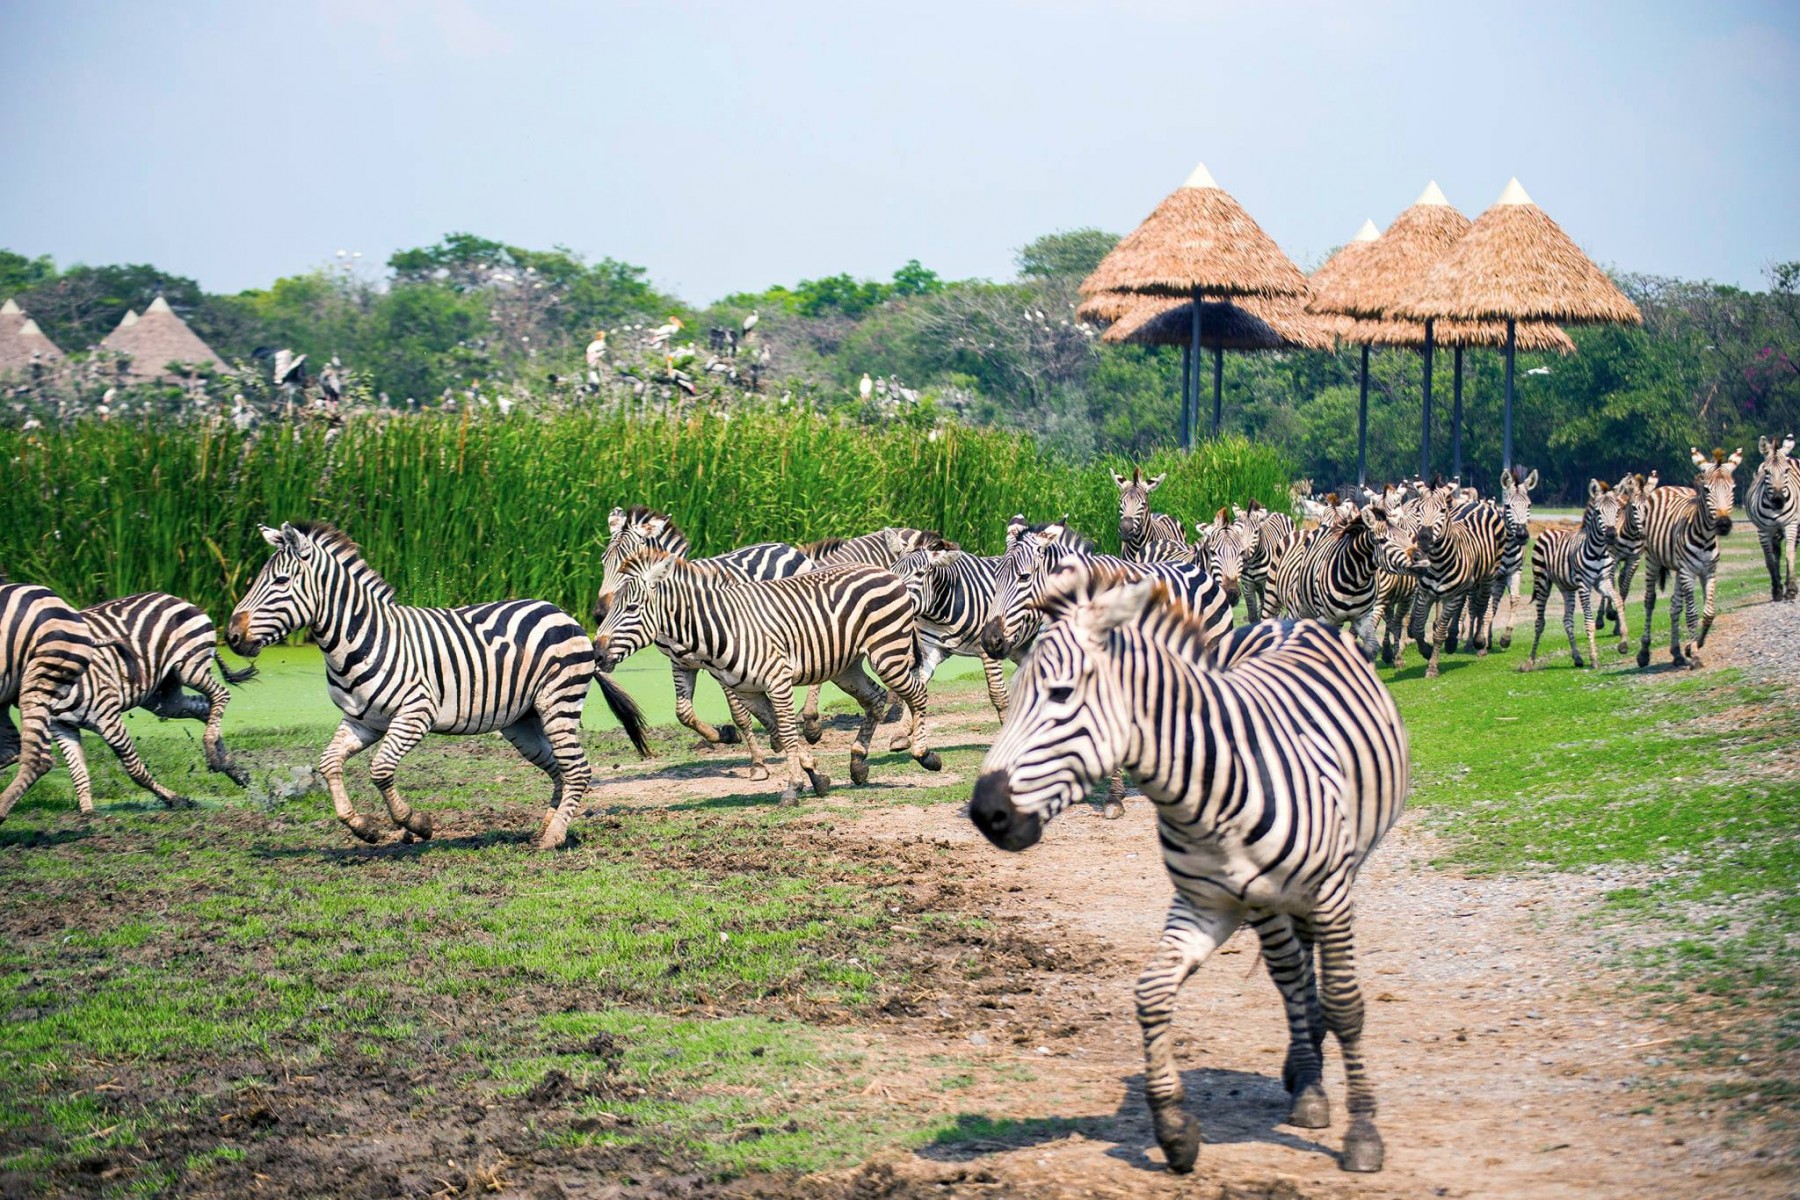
[1,433,1794,1176]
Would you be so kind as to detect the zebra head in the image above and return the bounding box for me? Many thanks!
[1112,468,1164,549]
[1689,448,1744,534]
[592,547,681,670]
[229,522,382,656]
[595,506,688,624]
[1378,505,1425,573]
[1499,467,1538,537]
[1412,479,1459,554]
[980,520,1090,660]
[1196,507,1256,607]
[1585,479,1627,546]
[971,563,1152,851]
[1757,435,1796,500]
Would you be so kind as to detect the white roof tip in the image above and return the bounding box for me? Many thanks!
[1414,180,1451,207]
[17,318,43,337]
[1496,177,1534,206]
[1352,219,1381,243]
[118,309,139,328]
[1,298,20,315]
[1182,162,1218,190]
[147,295,174,314]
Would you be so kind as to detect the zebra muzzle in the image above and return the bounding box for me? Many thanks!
[969,771,1041,851]
[978,619,1010,661]
[224,613,261,657]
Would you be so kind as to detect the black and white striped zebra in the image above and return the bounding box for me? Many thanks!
[1408,482,1507,678]
[228,522,648,849]
[1192,508,1257,607]
[593,550,939,804]
[1237,501,1298,622]
[1635,449,1743,669]
[1748,434,1798,602]
[0,583,95,821]
[1482,467,1537,650]
[889,547,1014,719]
[595,505,813,748]
[1269,504,1390,658]
[1372,504,1424,668]
[1605,470,1655,639]
[1524,480,1630,670]
[46,592,257,814]
[1114,469,1184,562]
[969,562,1408,1175]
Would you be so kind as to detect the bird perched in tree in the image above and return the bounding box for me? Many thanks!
[585,330,607,369]
[742,311,759,335]
[859,373,873,400]
[319,357,344,405]
[253,347,309,389]
[648,317,684,347]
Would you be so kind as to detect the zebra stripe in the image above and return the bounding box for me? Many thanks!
[48,592,256,813]
[1238,503,1298,622]
[0,584,95,822]
[1635,449,1743,668]
[1748,434,1799,602]
[228,522,647,849]
[1481,468,1538,651]
[969,561,1408,1175]
[1525,481,1629,670]
[1269,505,1390,658]
[594,551,939,803]
[890,548,1014,719]
[1408,483,1507,678]
[1113,468,1184,562]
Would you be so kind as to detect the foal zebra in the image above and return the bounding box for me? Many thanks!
[1525,480,1630,670]
[1748,434,1799,602]
[48,593,256,813]
[1114,469,1185,562]
[594,550,938,804]
[1269,504,1390,658]
[596,505,813,748]
[0,583,95,822]
[1192,509,1258,607]
[1605,470,1655,640]
[1237,500,1298,622]
[970,562,1408,1175]
[228,522,648,849]
[1635,450,1743,669]
[889,547,1014,719]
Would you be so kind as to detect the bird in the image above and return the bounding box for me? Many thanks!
[859,373,873,400]
[585,331,608,370]
[1525,366,1552,377]
[231,394,253,432]
[269,348,308,387]
[319,357,344,404]
[648,316,684,347]
[742,311,759,334]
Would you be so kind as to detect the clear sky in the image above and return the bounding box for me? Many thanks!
[2,1,1795,301]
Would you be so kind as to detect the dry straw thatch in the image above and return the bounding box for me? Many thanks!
[1102,294,1336,351]
[1306,218,1384,315]
[1396,179,1641,326]
[1310,182,1475,319]
[1335,315,1575,354]
[0,299,65,373]
[99,295,225,380]
[1080,163,1309,300]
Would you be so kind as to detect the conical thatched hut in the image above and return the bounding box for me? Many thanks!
[1396,179,1641,467]
[1080,163,1309,447]
[99,295,224,381]
[0,299,66,374]
[1100,294,1336,352]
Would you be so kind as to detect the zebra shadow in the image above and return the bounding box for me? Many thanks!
[0,822,96,849]
[256,827,539,862]
[917,1066,1337,1172]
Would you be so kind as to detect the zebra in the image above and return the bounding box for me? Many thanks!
[595,505,813,749]
[1635,449,1743,669]
[593,550,938,805]
[1481,467,1538,650]
[1523,480,1631,670]
[969,561,1408,1175]
[1236,500,1298,622]
[889,547,1014,719]
[1407,481,1507,678]
[1747,434,1799,602]
[1270,503,1391,659]
[1114,469,1184,562]
[0,584,96,822]
[1604,471,1654,643]
[1368,499,1424,668]
[1192,508,1258,608]
[47,593,257,814]
[227,522,649,850]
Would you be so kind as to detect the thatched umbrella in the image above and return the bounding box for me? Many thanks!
[1080,163,1309,448]
[1306,221,1385,484]
[1395,179,1641,468]
[0,299,65,374]
[99,295,224,381]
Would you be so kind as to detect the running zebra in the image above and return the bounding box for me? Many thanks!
[889,547,1014,719]
[1192,509,1258,608]
[1237,500,1298,622]
[1482,468,1537,650]
[0,584,95,822]
[970,562,1408,1175]
[1114,469,1185,562]
[1524,480,1631,670]
[595,505,813,748]
[1373,504,1423,668]
[47,593,257,813]
[1269,504,1390,658]
[228,522,648,850]
[1748,434,1798,602]
[1635,450,1743,669]
[1605,471,1653,644]
[1408,481,1507,678]
[593,550,938,805]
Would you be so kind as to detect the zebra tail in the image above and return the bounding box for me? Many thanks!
[596,672,653,758]
[215,656,260,686]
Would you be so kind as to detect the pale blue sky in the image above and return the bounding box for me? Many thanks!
[2,1,1795,301]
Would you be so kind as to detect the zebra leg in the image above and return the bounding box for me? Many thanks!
[672,664,730,746]
[799,684,824,745]
[1102,770,1126,819]
[50,723,96,815]
[502,714,564,841]
[1314,902,1383,1173]
[831,662,888,787]
[179,661,250,786]
[1579,584,1602,670]
[1613,556,1639,647]
[1136,894,1241,1174]
[1562,586,1582,668]
[320,719,386,844]
[871,646,939,773]
[1601,571,1630,653]
[766,679,825,805]
[0,699,57,821]
[0,708,19,770]
[366,709,435,840]
[1636,567,1664,668]
[1426,594,1464,680]
[1349,609,1379,663]
[722,688,772,781]
[534,710,594,851]
[1697,567,1720,651]
[1670,570,1695,666]
[93,710,190,809]
[1762,532,1784,602]
[1244,580,1264,624]
[1250,912,1329,1128]
[1784,525,1799,600]
[979,654,1010,720]
[1409,592,1434,667]
[1524,580,1551,670]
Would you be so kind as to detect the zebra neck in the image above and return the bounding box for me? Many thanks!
[310,570,394,665]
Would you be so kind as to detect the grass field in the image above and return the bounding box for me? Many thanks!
[0,532,1794,1196]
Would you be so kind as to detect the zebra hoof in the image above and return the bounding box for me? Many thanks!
[220,762,251,787]
[1287,1084,1330,1130]
[345,815,388,845]
[806,769,831,797]
[1424,664,1440,680]
[1150,1103,1201,1174]
[849,754,870,786]
[777,786,800,807]
[1341,1117,1385,1173]
[1636,646,1652,668]
[747,764,770,782]
[715,724,741,745]
[887,734,913,753]
[1617,642,1631,655]
[162,794,196,810]
[402,812,433,840]
[917,751,942,772]
[1685,652,1703,669]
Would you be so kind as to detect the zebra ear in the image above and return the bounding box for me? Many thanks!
[1783,435,1796,455]
[1690,448,1707,468]
[1145,473,1165,492]
[1727,448,1744,469]
[1110,470,1130,488]
[1523,470,1539,491]
[641,514,670,538]
[608,507,627,535]
[639,554,677,587]
[1589,479,1604,500]
[1085,577,1160,637]
[1760,436,1775,457]
[278,522,314,559]
[259,524,285,548]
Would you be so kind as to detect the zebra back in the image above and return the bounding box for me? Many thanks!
[802,527,946,569]
[64,593,224,718]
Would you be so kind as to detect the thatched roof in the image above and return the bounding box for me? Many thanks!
[117,308,139,329]
[1336,315,1576,354]
[1101,293,1336,352]
[0,300,65,372]
[1395,180,1642,326]
[99,295,224,380]
[1080,163,1310,300]
[1311,182,1473,320]
[1306,219,1382,315]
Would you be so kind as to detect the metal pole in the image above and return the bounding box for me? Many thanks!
[1211,344,1223,437]
[1451,345,1464,482]
[1420,318,1435,480]
[1186,289,1202,452]
[1356,343,1370,488]
[1180,342,1192,451]
[1503,318,1516,470]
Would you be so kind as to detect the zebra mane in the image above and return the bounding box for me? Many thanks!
[288,521,397,603]
[802,535,848,559]
[621,504,686,537]
[617,544,725,582]
[1026,522,1094,554]
[1031,560,1212,654]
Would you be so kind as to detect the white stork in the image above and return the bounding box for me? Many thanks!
[859,373,873,400]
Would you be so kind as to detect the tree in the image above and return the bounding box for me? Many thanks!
[14,263,207,350]
[1016,228,1119,281]
[0,250,56,300]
